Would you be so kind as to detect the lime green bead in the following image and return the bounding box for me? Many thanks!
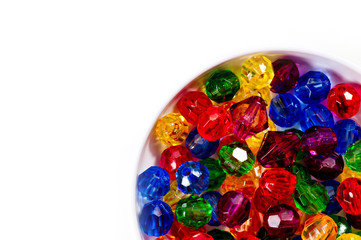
[345,140,361,172]
[175,195,212,229]
[199,158,227,191]
[329,215,352,237]
[206,70,240,103]
[207,229,235,240]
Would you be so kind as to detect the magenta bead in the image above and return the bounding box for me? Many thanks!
[301,126,337,156]
[271,59,299,93]
[304,152,344,181]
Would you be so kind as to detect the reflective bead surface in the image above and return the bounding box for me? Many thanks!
[160,145,193,180]
[240,56,274,89]
[327,83,361,118]
[199,158,226,191]
[321,180,342,215]
[185,128,219,159]
[271,59,299,93]
[163,181,190,211]
[188,233,214,240]
[329,215,352,237]
[206,70,240,103]
[333,119,361,155]
[259,168,296,199]
[221,172,257,200]
[156,113,190,146]
[176,161,209,194]
[336,177,361,215]
[337,234,361,240]
[201,191,222,226]
[137,166,170,200]
[301,126,337,156]
[299,104,334,132]
[269,93,302,128]
[304,152,344,181]
[301,214,337,240]
[345,140,361,172]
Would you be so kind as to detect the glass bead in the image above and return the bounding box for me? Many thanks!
[160,145,193,180]
[269,93,302,128]
[206,70,240,103]
[233,84,271,107]
[230,96,268,139]
[259,168,296,199]
[197,105,232,141]
[286,162,311,183]
[301,126,337,156]
[176,161,209,194]
[163,181,190,212]
[170,218,206,239]
[221,172,257,200]
[177,91,213,125]
[333,119,361,155]
[321,180,342,215]
[199,158,226,191]
[240,56,274,89]
[216,191,251,228]
[185,128,219,159]
[155,234,176,240]
[139,200,174,236]
[271,59,299,93]
[301,214,337,240]
[345,140,361,172]
[156,113,190,146]
[137,166,170,201]
[328,83,361,118]
[336,177,361,215]
[329,215,352,238]
[218,142,255,177]
[337,234,361,240]
[304,152,344,181]
[175,195,212,229]
[207,229,234,240]
[294,71,331,104]
[292,180,329,215]
[346,213,361,229]
[188,233,214,240]
[201,191,222,226]
[299,104,334,132]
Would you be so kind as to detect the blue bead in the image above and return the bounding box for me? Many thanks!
[185,128,219,159]
[138,200,174,236]
[269,93,302,127]
[292,236,302,240]
[332,119,361,155]
[201,191,222,226]
[322,179,342,215]
[299,104,334,132]
[294,71,331,104]
[176,161,209,194]
[137,166,170,201]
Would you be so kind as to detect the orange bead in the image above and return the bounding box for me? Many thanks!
[340,165,361,182]
[301,214,337,240]
[155,113,189,146]
[155,235,177,240]
[221,172,257,199]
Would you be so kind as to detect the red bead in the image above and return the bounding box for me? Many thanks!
[231,231,260,240]
[230,96,268,139]
[259,169,296,199]
[253,187,294,214]
[177,91,213,125]
[170,218,206,240]
[187,233,214,240]
[216,134,245,155]
[327,83,361,118]
[271,59,299,94]
[231,206,263,236]
[336,177,361,215]
[160,145,193,180]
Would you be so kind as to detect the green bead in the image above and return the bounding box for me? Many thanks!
[218,142,255,177]
[175,195,212,229]
[329,215,352,237]
[199,158,227,191]
[206,70,240,103]
[207,229,235,240]
[286,162,311,182]
[292,180,329,215]
[345,140,361,172]
[295,150,308,163]
[356,231,361,236]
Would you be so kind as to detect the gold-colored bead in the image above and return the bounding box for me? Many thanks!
[155,113,189,146]
[240,56,274,90]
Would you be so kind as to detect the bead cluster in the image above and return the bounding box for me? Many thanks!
[137,54,361,240]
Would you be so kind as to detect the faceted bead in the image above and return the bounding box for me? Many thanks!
[253,187,295,214]
[188,233,214,240]
[245,119,277,156]
[221,172,257,200]
[240,56,274,89]
[155,234,177,240]
[160,145,193,180]
[301,214,337,240]
[217,191,251,228]
[286,162,311,183]
[345,140,361,172]
[337,234,361,240]
[217,134,245,155]
[163,181,190,212]
[231,206,263,236]
[156,113,190,146]
[170,218,206,239]
[185,128,219,159]
[301,126,337,156]
[329,215,352,237]
[207,229,234,240]
[271,59,299,93]
[257,131,301,168]
[340,165,361,182]
[304,152,344,181]
[137,166,170,201]
[333,119,361,155]
[299,104,335,132]
[175,195,212,229]
[321,180,342,215]
[233,231,260,240]
[336,178,361,215]
[197,105,232,141]
[346,213,361,229]
[269,93,302,128]
[139,200,174,236]
[199,158,226,191]
[230,96,268,139]
[263,204,300,238]
[218,142,255,177]
[233,85,271,106]
[294,71,331,104]
[206,70,240,103]
[259,168,296,199]
[292,180,329,215]
[177,91,213,125]
[328,83,361,118]
[201,191,222,226]
[176,161,209,194]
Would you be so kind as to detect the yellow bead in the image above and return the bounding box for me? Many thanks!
[234,84,271,107]
[337,234,361,240]
[240,56,274,89]
[155,113,189,146]
[155,235,176,240]
[163,181,190,212]
[302,214,337,240]
[246,119,276,155]
[340,165,361,182]
[221,172,257,199]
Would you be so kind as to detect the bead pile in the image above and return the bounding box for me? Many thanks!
[136,54,361,240]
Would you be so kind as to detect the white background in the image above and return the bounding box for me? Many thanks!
[1,0,361,239]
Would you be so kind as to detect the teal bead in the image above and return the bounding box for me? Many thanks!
[199,158,227,191]
[206,70,240,103]
[329,215,352,237]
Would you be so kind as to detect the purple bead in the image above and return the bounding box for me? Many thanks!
[304,152,344,181]
[176,161,209,194]
[271,59,299,93]
[216,191,251,228]
[301,126,337,156]
[346,213,361,229]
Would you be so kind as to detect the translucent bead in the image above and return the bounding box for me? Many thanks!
[231,206,262,236]
[301,126,337,156]
[188,233,214,240]
[201,191,222,226]
[155,234,176,240]
[321,180,342,215]
[346,213,361,229]
[221,172,257,200]
[269,93,302,128]
[207,229,234,240]
[245,119,276,155]
[340,165,361,182]
[327,83,361,118]
[199,158,226,191]
[160,145,193,180]
[286,162,311,183]
[253,187,295,214]
[137,166,170,200]
[304,152,344,181]
[170,218,206,239]
[271,59,299,93]
[185,128,219,159]
[240,56,274,89]
[163,181,190,212]
[301,214,337,240]
[176,161,209,194]
[333,119,361,155]
[337,234,361,240]
[336,178,361,215]
[156,113,189,146]
[329,215,352,238]
[206,70,240,103]
[259,168,296,199]
[299,104,334,132]
[345,140,361,172]
[233,84,271,106]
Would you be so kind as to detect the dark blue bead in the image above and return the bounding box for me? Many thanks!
[322,179,342,215]
[137,166,170,201]
[292,236,302,240]
[299,104,334,132]
[138,200,174,236]
[176,161,209,194]
[201,191,222,226]
[333,119,361,155]
[269,93,302,128]
[294,71,331,104]
[185,128,219,159]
